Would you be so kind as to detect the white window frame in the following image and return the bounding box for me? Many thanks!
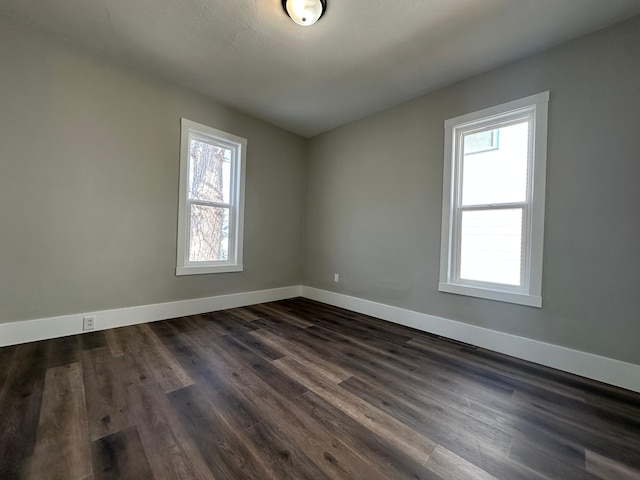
[438,92,549,307]
[176,118,247,276]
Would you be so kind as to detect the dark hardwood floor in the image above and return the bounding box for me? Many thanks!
[1,297,639,479]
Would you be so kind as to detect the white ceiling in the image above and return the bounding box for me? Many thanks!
[2,0,640,137]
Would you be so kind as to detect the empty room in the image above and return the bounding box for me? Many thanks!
[1,1,640,479]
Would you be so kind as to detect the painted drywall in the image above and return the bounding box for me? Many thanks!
[0,16,306,324]
[303,16,640,365]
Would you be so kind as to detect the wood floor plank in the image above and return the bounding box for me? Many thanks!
[291,322,513,429]
[92,426,154,480]
[167,315,306,398]
[168,384,277,480]
[201,310,259,337]
[340,375,513,458]
[289,297,427,341]
[2,299,640,480]
[220,329,285,362]
[125,380,216,480]
[250,327,352,383]
[180,330,337,480]
[417,336,588,402]
[80,331,107,351]
[248,303,315,329]
[302,322,423,374]
[586,449,640,480]
[211,334,308,397]
[178,315,228,340]
[0,344,18,394]
[0,342,48,479]
[104,327,140,357]
[47,335,81,368]
[511,389,640,453]
[289,314,429,375]
[161,332,265,432]
[147,318,191,348]
[27,363,93,480]
[117,350,157,390]
[272,355,438,465]
[225,307,263,321]
[327,332,632,477]
[409,335,640,441]
[509,436,602,480]
[134,324,193,393]
[243,419,333,480]
[505,395,640,471]
[296,390,446,480]
[293,304,414,346]
[337,376,547,480]
[201,336,391,480]
[82,347,131,441]
[426,445,499,480]
[250,318,356,367]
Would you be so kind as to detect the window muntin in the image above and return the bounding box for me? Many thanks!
[439,92,549,307]
[177,119,246,275]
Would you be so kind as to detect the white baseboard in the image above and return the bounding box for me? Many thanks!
[0,285,302,347]
[2,283,638,393]
[300,286,640,394]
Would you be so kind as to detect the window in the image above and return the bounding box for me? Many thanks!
[439,92,549,307]
[176,118,247,275]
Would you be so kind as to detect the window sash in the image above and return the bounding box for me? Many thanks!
[185,133,238,267]
[452,204,528,292]
[187,133,235,205]
[450,112,535,293]
[185,202,234,266]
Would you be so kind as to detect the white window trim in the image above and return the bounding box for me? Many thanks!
[438,92,549,308]
[176,118,247,276]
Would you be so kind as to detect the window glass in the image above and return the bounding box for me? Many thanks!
[460,208,523,286]
[189,205,230,262]
[461,121,529,206]
[463,129,498,154]
[188,138,232,204]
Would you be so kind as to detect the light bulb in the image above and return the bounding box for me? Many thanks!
[285,0,324,26]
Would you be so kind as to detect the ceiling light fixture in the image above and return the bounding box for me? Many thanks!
[282,0,326,27]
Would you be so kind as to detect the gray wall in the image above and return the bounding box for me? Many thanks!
[0,16,306,324]
[303,16,640,365]
[3,11,640,366]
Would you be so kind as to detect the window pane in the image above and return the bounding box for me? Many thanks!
[464,129,497,154]
[461,121,529,206]
[460,209,522,286]
[188,138,232,204]
[189,205,229,262]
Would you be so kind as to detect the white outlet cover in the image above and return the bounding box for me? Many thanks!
[83,316,95,331]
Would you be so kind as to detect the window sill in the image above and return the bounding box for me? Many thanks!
[176,264,243,276]
[438,282,542,308]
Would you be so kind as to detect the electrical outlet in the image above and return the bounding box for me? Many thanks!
[334,273,339,283]
[83,316,95,331]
